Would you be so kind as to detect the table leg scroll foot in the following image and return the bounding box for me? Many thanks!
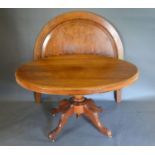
[49,106,74,141]
[84,104,112,138]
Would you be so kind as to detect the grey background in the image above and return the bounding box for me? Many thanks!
[0,8,155,145]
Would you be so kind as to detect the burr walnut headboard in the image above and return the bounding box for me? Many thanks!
[34,11,124,60]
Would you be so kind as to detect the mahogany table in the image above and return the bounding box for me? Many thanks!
[15,54,138,141]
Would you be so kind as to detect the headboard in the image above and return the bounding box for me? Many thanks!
[34,11,124,60]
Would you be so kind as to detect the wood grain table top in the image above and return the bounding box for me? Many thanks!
[15,54,139,95]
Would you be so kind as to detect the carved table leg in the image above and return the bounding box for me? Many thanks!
[86,99,103,113]
[50,99,70,116]
[83,103,112,138]
[49,96,112,141]
[49,105,74,141]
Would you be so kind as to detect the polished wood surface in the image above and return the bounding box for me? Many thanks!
[16,54,138,95]
[15,54,138,141]
[33,11,124,103]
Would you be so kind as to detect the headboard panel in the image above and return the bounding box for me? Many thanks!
[34,11,124,60]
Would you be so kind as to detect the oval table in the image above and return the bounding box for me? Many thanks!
[15,54,139,141]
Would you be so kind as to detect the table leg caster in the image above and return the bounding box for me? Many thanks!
[106,129,112,138]
[48,132,56,142]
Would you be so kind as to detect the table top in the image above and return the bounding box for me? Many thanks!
[15,54,139,95]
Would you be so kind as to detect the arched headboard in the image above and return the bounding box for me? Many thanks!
[33,11,124,104]
[34,11,124,60]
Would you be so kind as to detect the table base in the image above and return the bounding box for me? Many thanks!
[48,96,112,142]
